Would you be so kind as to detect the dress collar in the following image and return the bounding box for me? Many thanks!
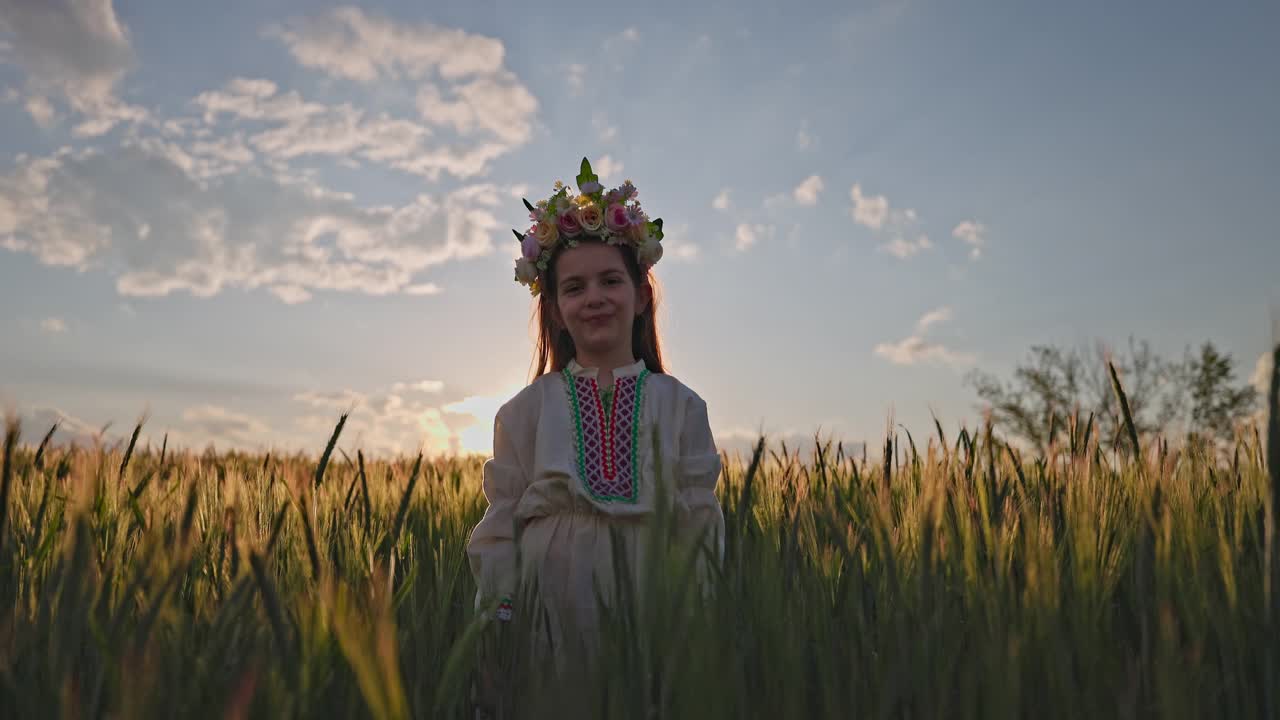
[565,357,647,379]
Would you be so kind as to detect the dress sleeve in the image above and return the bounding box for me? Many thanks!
[674,394,725,572]
[466,403,529,612]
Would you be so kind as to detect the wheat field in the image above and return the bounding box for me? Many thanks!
[1,359,1278,719]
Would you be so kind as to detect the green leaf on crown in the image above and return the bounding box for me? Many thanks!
[576,157,598,191]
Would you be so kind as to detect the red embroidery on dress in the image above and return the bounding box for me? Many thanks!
[571,373,642,501]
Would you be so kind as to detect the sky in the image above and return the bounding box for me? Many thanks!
[1,0,1277,459]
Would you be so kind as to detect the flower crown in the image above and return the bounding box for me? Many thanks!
[512,157,664,296]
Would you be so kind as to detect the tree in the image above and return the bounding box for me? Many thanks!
[966,337,1178,455]
[1174,342,1258,446]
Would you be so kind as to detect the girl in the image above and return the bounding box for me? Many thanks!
[466,158,725,681]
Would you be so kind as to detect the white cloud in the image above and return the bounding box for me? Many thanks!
[0,143,507,301]
[713,426,865,462]
[734,223,774,252]
[0,0,147,136]
[952,220,986,259]
[24,95,55,127]
[793,175,824,206]
[594,154,623,181]
[659,222,698,262]
[796,122,814,151]
[566,63,586,96]
[602,27,640,53]
[849,183,890,230]
[593,111,618,143]
[915,306,951,333]
[294,379,522,456]
[40,316,67,333]
[391,380,444,393]
[881,234,933,259]
[849,182,935,260]
[182,404,274,450]
[874,307,973,367]
[265,7,505,83]
[404,282,442,295]
[414,70,537,145]
[248,9,537,180]
[14,405,113,447]
[874,336,973,367]
[712,189,731,211]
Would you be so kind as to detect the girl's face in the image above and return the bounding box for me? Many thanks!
[552,243,649,363]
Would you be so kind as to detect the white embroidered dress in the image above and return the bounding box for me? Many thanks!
[465,358,724,634]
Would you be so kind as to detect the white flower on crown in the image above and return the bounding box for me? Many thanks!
[637,236,663,266]
[514,257,539,284]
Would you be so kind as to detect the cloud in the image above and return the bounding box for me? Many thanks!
[659,222,698,262]
[734,223,774,252]
[712,189,731,211]
[602,27,640,53]
[915,306,951,333]
[881,234,933,259]
[952,220,986,259]
[796,122,814,151]
[181,404,275,450]
[24,95,55,127]
[566,63,586,96]
[0,143,506,301]
[874,306,974,367]
[12,405,113,447]
[404,282,442,295]
[265,7,505,83]
[391,380,445,393]
[40,316,67,333]
[793,175,824,206]
[0,0,147,135]
[713,427,866,462]
[293,380,521,456]
[192,74,529,181]
[414,71,537,146]
[594,154,623,181]
[849,182,934,260]
[251,9,538,180]
[593,111,618,143]
[849,183,890,230]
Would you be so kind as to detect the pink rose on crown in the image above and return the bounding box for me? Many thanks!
[578,203,603,233]
[605,203,630,233]
[557,208,583,238]
[521,232,540,260]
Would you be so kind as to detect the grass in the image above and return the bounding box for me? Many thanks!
[0,353,1277,718]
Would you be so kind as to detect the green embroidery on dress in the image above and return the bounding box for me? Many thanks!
[562,368,587,487]
[631,369,649,492]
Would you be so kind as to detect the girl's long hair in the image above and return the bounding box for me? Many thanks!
[530,241,664,380]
